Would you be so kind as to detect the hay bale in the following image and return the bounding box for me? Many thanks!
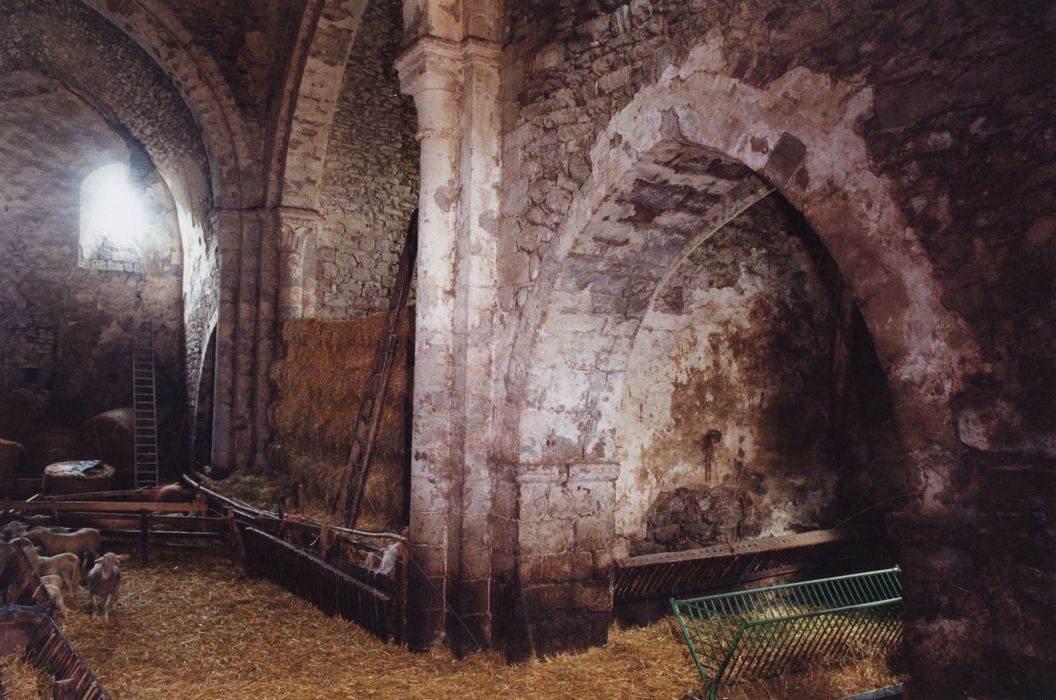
[0,437,24,481]
[24,427,90,477]
[80,408,134,486]
[43,460,116,495]
[269,309,413,529]
[0,390,45,442]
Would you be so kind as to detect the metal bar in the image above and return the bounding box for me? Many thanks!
[672,567,903,695]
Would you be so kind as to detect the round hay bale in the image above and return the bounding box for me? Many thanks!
[0,391,45,442]
[80,408,134,485]
[24,427,90,477]
[43,460,116,496]
[0,438,24,481]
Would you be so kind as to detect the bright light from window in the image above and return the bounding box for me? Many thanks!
[81,163,146,254]
[82,163,145,250]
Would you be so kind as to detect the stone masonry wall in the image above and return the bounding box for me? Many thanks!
[615,198,836,554]
[0,72,184,470]
[496,0,1056,692]
[314,0,419,318]
[1,0,220,431]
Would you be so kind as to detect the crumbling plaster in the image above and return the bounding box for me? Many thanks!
[614,199,839,553]
[479,0,1055,691]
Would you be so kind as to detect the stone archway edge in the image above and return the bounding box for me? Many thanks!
[513,45,979,510]
[76,0,255,209]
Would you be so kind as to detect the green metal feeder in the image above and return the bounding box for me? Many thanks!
[671,566,903,699]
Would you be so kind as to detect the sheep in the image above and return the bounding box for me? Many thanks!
[14,539,81,595]
[86,552,128,621]
[36,582,68,617]
[151,483,195,502]
[1,520,27,541]
[25,527,101,568]
[40,573,67,594]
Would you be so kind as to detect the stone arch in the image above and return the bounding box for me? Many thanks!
[77,0,255,208]
[272,0,369,210]
[507,59,977,514]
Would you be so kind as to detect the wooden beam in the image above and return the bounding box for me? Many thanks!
[614,528,852,569]
[3,500,206,514]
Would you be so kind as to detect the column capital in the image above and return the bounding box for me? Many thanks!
[275,205,322,224]
[275,208,320,252]
[396,36,501,96]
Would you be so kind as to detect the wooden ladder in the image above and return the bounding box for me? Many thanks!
[132,321,159,488]
[337,212,418,527]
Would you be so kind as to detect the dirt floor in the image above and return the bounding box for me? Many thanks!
[53,551,903,699]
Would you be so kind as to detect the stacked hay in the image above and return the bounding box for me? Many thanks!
[43,460,116,495]
[269,309,412,531]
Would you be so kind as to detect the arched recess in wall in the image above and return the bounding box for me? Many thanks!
[1,0,219,471]
[74,0,272,471]
[76,0,254,209]
[273,0,419,321]
[603,149,905,556]
[506,61,976,519]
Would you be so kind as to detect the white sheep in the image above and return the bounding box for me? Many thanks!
[87,552,129,621]
[25,527,101,568]
[36,582,68,617]
[13,539,81,595]
[39,573,66,593]
[1,521,27,541]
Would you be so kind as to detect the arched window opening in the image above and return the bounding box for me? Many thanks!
[79,163,147,271]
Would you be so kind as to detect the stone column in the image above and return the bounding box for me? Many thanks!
[210,207,242,471]
[396,37,463,652]
[451,37,502,655]
[210,206,274,472]
[276,208,320,320]
[396,34,502,653]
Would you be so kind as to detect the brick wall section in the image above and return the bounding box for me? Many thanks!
[314,0,419,318]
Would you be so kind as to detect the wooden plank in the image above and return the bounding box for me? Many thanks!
[101,529,226,540]
[614,528,850,569]
[3,500,206,514]
[40,513,225,528]
[612,529,862,605]
[140,511,149,564]
[46,489,154,502]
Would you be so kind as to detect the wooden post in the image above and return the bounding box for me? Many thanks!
[140,510,150,564]
[397,541,408,646]
[226,507,245,566]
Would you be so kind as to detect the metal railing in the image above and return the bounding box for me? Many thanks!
[671,567,903,699]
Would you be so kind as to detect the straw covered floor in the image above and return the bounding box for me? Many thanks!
[51,551,903,699]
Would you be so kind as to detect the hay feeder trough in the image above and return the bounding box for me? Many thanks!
[671,567,903,699]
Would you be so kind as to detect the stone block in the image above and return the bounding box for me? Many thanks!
[519,519,574,555]
[573,581,613,613]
